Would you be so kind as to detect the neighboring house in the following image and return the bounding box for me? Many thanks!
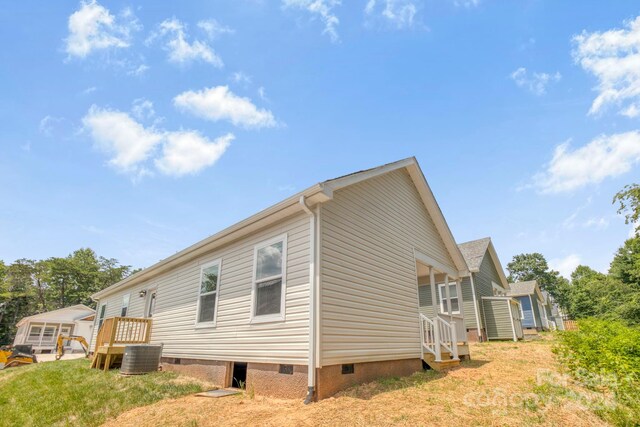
[507,281,549,331]
[89,157,471,401]
[455,238,523,342]
[13,305,95,354]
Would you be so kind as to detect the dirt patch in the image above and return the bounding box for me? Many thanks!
[102,338,608,427]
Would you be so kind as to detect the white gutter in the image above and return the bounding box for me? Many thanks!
[299,196,317,404]
[468,273,484,342]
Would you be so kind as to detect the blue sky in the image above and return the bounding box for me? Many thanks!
[1,1,640,279]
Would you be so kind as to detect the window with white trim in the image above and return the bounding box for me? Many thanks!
[121,294,130,317]
[97,303,107,330]
[27,325,42,342]
[41,325,58,343]
[252,236,286,321]
[197,260,221,325]
[438,283,460,314]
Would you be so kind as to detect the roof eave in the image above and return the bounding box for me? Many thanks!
[92,184,332,300]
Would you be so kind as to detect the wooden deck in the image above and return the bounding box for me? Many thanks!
[90,317,152,371]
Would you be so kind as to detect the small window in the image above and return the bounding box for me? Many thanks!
[27,326,42,341]
[97,304,107,330]
[279,364,293,375]
[438,283,460,314]
[197,260,221,325]
[342,364,355,375]
[41,325,58,342]
[252,236,287,321]
[121,294,130,317]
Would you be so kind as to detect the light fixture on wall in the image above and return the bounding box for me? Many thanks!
[139,289,147,298]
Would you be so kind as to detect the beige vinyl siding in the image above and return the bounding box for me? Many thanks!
[90,212,310,364]
[481,298,513,340]
[320,168,458,366]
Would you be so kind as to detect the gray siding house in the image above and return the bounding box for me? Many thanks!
[89,158,471,401]
[457,238,523,341]
[507,280,549,331]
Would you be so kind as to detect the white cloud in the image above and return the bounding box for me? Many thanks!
[82,106,163,174]
[155,132,232,176]
[550,254,581,279]
[149,18,223,67]
[283,0,341,42]
[573,16,640,117]
[364,0,418,30]
[197,19,234,39]
[131,98,155,120]
[83,105,230,178]
[231,71,252,86]
[173,86,277,128]
[258,86,268,101]
[39,116,65,136]
[127,63,149,76]
[82,86,97,95]
[65,1,139,58]
[534,131,640,193]
[510,67,561,95]
[454,0,480,7]
[583,217,610,229]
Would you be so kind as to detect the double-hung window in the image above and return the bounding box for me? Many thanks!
[121,294,130,317]
[196,260,221,326]
[438,283,460,314]
[27,325,42,342]
[252,235,287,322]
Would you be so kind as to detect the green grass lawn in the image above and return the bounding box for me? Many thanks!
[0,358,207,426]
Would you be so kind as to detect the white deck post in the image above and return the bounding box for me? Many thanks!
[430,268,442,362]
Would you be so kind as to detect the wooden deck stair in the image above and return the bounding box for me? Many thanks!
[423,350,460,371]
[90,317,152,371]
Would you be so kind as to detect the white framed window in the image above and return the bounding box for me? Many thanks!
[121,293,130,317]
[438,283,460,314]
[97,303,107,330]
[27,325,42,342]
[41,325,58,343]
[251,234,287,323]
[196,259,221,326]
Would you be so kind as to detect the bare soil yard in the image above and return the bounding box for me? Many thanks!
[103,336,608,427]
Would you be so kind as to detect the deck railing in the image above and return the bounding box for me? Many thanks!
[420,313,459,362]
[92,317,152,354]
[436,316,459,361]
[438,312,467,344]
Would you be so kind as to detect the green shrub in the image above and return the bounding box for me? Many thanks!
[554,318,640,426]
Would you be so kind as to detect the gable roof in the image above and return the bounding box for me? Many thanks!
[507,280,544,301]
[16,304,95,327]
[458,237,509,289]
[93,157,469,299]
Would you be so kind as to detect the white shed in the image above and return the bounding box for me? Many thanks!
[13,305,95,354]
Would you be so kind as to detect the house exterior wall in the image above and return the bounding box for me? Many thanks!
[319,168,459,366]
[481,299,513,340]
[517,295,538,329]
[91,212,311,365]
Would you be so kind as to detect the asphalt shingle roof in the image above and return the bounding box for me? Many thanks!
[507,280,538,296]
[457,237,492,271]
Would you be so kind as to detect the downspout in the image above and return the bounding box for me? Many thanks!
[468,273,483,342]
[299,196,317,404]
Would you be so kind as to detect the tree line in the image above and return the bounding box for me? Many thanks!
[505,184,640,327]
[0,248,136,345]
